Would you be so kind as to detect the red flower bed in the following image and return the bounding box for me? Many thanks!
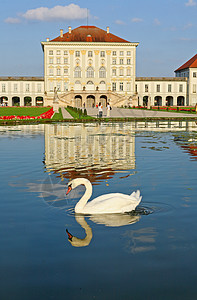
[0,108,54,120]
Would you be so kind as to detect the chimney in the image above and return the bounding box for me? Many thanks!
[68,26,71,34]
[107,26,109,34]
[46,38,50,42]
[60,29,63,38]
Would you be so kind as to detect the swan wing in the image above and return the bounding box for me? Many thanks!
[82,192,142,214]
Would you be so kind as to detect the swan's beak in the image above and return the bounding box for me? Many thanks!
[66,229,73,241]
[66,185,72,195]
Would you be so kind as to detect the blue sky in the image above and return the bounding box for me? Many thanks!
[1,0,197,77]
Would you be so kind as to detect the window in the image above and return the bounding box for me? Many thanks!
[99,67,106,78]
[100,51,105,57]
[49,58,53,64]
[120,58,124,65]
[112,51,116,56]
[86,66,94,78]
[74,66,81,78]
[179,84,183,92]
[193,84,196,93]
[64,58,68,64]
[112,82,116,91]
[168,84,172,92]
[75,51,80,57]
[88,51,93,57]
[56,50,60,55]
[127,59,131,65]
[64,82,68,91]
[156,84,160,92]
[145,84,148,92]
[57,83,61,91]
[57,68,60,76]
[64,50,68,55]
[119,68,124,76]
[56,58,60,64]
[120,82,124,91]
[127,68,131,76]
[49,68,54,76]
[135,84,137,93]
[127,82,131,92]
[49,82,54,92]
[193,72,197,78]
[112,69,116,76]
[26,84,30,92]
[120,51,124,56]
[2,84,6,92]
[64,68,68,75]
[127,51,131,56]
[112,58,116,65]
[37,83,41,93]
[49,50,53,55]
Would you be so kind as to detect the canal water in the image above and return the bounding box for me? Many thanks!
[0,121,197,300]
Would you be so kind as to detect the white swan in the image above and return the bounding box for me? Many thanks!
[66,178,142,214]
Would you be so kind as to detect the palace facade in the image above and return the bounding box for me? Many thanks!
[0,25,196,107]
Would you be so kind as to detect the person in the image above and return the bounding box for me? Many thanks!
[107,102,111,117]
[98,102,103,118]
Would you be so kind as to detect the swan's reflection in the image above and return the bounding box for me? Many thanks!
[66,213,140,247]
[66,215,93,247]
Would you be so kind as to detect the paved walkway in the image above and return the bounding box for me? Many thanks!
[86,107,197,119]
[61,107,73,119]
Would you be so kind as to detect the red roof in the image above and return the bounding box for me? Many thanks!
[175,54,197,72]
[50,26,130,43]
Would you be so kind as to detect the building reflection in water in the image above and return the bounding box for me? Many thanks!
[44,121,197,183]
[44,123,136,183]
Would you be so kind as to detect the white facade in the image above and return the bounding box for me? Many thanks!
[136,77,187,106]
[0,77,44,106]
[175,68,197,106]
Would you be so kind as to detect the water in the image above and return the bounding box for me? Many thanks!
[0,121,197,300]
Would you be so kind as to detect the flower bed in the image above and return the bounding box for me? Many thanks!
[0,107,54,120]
[131,106,195,113]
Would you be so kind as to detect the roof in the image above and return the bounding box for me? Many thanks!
[50,26,130,43]
[0,76,44,81]
[175,54,197,72]
[136,77,187,82]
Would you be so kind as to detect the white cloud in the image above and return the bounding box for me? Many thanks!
[115,20,126,25]
[185,0,196,6]
[184,23,193,29]
[154,18,161,26]
[5,4,91,23]
[22,4,88,21]
[5,17,21,24]
[132,18,143,23]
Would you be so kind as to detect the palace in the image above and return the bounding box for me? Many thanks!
[0,25,197,107]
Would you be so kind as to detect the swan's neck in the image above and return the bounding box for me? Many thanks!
[75,179,92,213]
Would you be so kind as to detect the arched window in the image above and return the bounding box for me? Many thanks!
[87,81,94,85]
[74,66,81,78]
[75,80,81,84]
[99,67,106,78]
[86,67,94,78]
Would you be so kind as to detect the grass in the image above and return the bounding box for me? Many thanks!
[0,107,51,116]
[66,107,94,119]
[52,108,63,120]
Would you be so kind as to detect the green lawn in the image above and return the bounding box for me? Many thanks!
[66,107,93,119]
[52,108,63,120]
[0,107,51,116]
